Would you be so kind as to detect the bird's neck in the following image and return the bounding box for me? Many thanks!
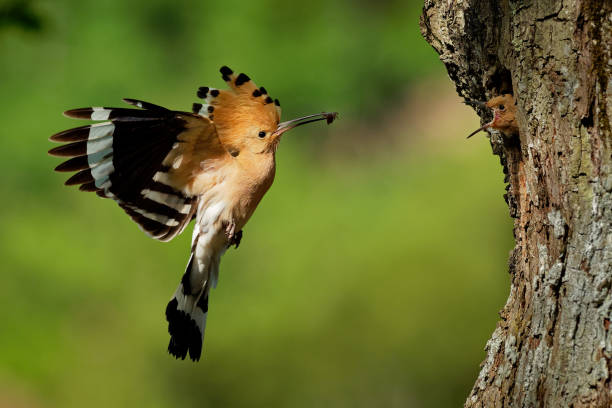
[236,149,276,174]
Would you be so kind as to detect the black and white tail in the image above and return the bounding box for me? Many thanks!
[165,253,218,361]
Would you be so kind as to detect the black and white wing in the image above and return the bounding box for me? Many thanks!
[49,99,217,242]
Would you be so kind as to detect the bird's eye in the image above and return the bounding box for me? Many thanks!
[258,131,266,138]
[499,104,505,110]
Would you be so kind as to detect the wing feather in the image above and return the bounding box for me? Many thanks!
[50,100,230,241]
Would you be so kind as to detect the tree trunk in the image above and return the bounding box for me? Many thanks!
[420,1,611,406]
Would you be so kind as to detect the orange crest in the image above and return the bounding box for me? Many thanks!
[192,66,282,152]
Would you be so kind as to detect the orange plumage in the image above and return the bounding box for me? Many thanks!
[49,66,337,361]
[467,94,518,138]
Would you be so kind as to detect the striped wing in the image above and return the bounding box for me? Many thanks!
[49,99,228,242]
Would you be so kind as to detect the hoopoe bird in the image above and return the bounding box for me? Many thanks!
[49,66,337,361]
[466,94,518,138]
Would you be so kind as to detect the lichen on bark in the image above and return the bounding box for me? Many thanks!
[420,0,611,406]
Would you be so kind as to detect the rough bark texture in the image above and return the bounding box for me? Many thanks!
[420,1,611,407]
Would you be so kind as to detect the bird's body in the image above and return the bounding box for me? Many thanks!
[49,66,336,361]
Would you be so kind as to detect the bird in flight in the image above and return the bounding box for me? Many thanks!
[49,66,337,361]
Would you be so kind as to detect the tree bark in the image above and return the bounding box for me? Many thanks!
[420,1,611,406]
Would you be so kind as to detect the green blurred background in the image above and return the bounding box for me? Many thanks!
[0,0,513,407]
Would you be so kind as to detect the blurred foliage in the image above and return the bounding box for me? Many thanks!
[0,0,43,32]
[0,0,512,407]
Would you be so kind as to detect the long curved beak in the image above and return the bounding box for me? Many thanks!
[467,123,490,139]
[465,100,490,138]
[273,112,338,137]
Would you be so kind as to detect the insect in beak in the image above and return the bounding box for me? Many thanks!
[273,112,338,137]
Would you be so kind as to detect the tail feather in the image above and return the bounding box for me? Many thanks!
[165,294,207,361]
[166,206,227,361]
[166,255,209,361]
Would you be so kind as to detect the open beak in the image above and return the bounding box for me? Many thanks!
[273,112,338,137]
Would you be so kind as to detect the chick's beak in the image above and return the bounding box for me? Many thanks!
[467,123,491,139]
[273,112,338,137]
[465,99,491,138]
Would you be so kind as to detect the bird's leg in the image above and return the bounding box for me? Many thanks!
[224,221,243,248]
[230,230,243,249]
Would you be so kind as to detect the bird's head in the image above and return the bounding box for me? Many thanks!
[193,66,336,155]
[466,94,517,138]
